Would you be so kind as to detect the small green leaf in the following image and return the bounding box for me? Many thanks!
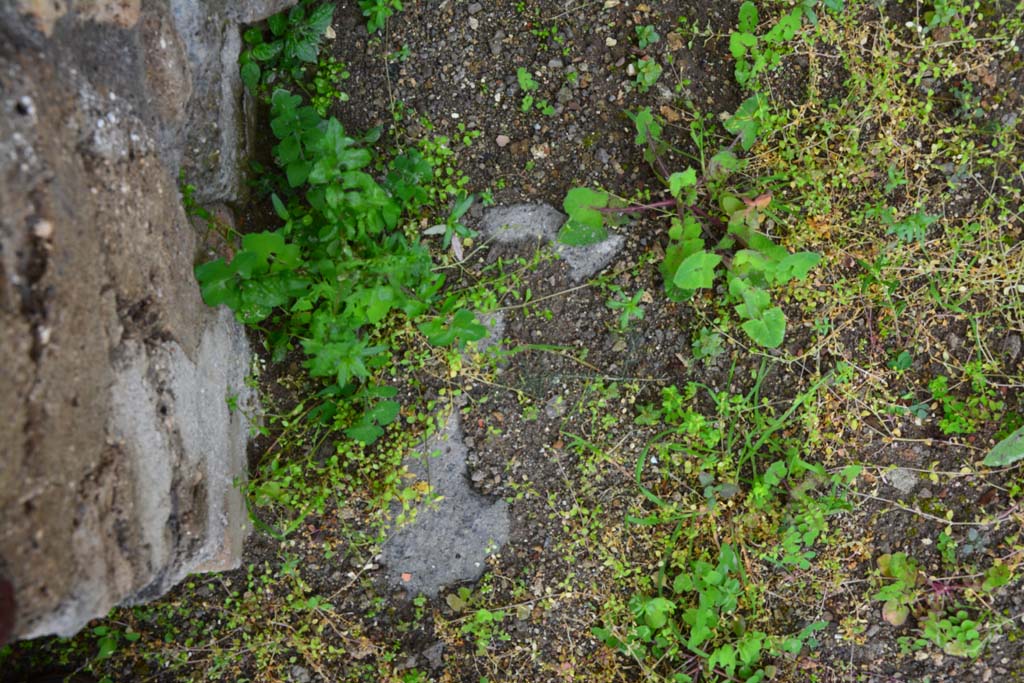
[738,1,759,32]
[673,251,721,290]
[97,634,118,659]
[741,306,786,348]
[240,61,261,91]
[267,13,288,36]
[632,107,662,146]
[271,193,289,220]
[729,32,757,59]
[982,563,1011,591]
[516,67,538,92]
[982,425,1024,467]
[243,27,264,45]
[669,168,698,198]
[724,94,766,151]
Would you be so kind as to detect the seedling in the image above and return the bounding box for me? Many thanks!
[560,98,820,348]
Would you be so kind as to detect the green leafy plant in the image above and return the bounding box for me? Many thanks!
[359,0,403,34]
[636,24,661,48]
[633,58,663,93]
[606,288,647,332]
[873,552,922,626]
[516,67,555,115]
[729,2,804,88]
[560,98,820,348]
[920,609,984,658]
[195,89,484,443]
[240,1,335,99]
[310,55,349,116]
[461,608,510,655]
[594,544,826,683]
[928,364,1004,436]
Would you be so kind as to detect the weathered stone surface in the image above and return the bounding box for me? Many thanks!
[382,409,510,598]
[480,203,625,282]
[0,0,290,641]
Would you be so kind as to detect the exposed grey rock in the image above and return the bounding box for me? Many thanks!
[480,203,625,282]
[0,0,287,641]
[381,408,510,598]
[885,467,918,495]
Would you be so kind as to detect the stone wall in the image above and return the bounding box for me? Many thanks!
[0,0,290,641]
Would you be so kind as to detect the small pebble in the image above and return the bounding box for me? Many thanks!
[496,134,510,147]
[468,2,483,13]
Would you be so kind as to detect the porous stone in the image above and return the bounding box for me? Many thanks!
[0,0,289,642]
[381,409,510,598]
[480,203,625,282]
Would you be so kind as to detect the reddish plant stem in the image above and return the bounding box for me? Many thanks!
[594,199,677,214]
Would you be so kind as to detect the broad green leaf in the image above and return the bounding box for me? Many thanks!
[276,135,302,165]
[669,168,698,198]
[308,3,335,34]
[97,635,118,659]
[709,643,737,675]
[732,281,771,319]
[982,563,1011,591]
[673,251,721,290]
[738,632,764,665]
[673,573,694,593]
[292,36,318,63]
[366,400,400,426]
[773,251,821,283]
[267,13,287,36]
[643,597,675,629]
[252,41,283,61]
[194,259,239,309]
[345,423,383,445]
[738,0,759,32]
[729,31,757,59]
[982,424,1024,467]
[559,187,609,245]
[732,249,771,276]
[720,194,744,214]
[286,160,312,187]
[741,306,786,348]
[632,107,662,146]
[243,27,264,45]
[708,149,742,178]
[240,61,261,91]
